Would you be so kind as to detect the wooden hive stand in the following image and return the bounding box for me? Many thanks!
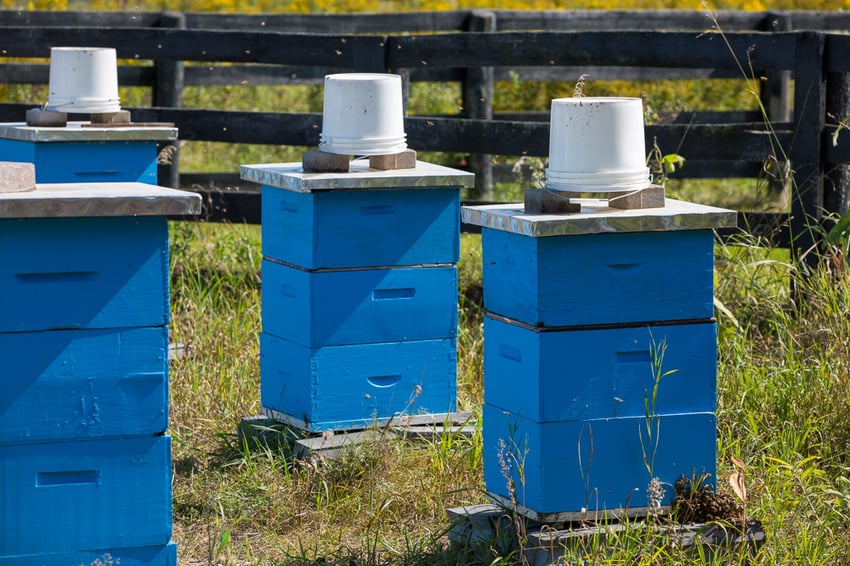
[447,503,766,565]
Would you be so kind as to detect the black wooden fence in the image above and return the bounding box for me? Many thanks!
[0,9,849,264]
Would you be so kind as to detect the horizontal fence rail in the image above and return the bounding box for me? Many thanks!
[0,9,847,261]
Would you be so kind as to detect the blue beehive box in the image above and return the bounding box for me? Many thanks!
[261,332,457,431]
[0,436,173,556]
[262,259,458,347]
[0,122,177,184]
[482,227,716,327]
[467,200,734,328]
[482,404,718,518]
[244,161,471,269]
[1,214,169,332]
[0,326,169,445]
[261,185,460,269]
[484,316,717,422]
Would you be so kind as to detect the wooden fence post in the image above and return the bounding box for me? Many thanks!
[153,11,185,189]
[462,10,496,200]
[823,69,850,226]
[397,68,411,115]
[789,31,826,270]
[761,12,793,205]
[352,36,388,73]
[761,12,792,123]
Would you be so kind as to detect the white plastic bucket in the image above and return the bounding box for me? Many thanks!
[319,73,407,156]
[45,47,121,114]
[545,97,649,192]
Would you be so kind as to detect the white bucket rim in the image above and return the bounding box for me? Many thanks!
[544,167,651,192]
[319,133,407,155]
[325,72,403,82]
[50,46,116,53]
[45,97,122,113]
[546,167,649,175]
[551,96,645,105]
[545,166,650,181]
[544,180,653,193]
[320,133,407,144]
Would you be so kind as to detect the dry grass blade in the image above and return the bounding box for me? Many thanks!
[729,471,747,504]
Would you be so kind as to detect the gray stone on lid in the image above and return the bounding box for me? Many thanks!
[0,162,36,193]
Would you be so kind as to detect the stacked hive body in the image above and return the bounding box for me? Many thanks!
[0,182,200,564]
[462,199,736,520]
[241,161,474,432]
[0,122,176,184]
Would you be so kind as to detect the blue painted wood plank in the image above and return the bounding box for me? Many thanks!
[482,404,717,515]
[262,260,458,347]
[0,541,177,566]
[0,435,172,555]
[261,333,457,431]
[482,228,716,326]
[0,139,159,184]
[0,326,168,445]
[484,317,717,421]
[0,216,169,332]
[262,187,460,269]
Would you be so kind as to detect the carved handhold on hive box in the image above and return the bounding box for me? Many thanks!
[0,162,36,193]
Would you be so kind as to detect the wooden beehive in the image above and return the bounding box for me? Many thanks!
[242,161,473,432]
[463,198,736,520]
[0,181,199,565]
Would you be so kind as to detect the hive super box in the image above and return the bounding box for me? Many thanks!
[483,316,718,422]
[463,198,736,519]
[242,161,474,431]
[0,122,176,184]
[262,260,458,347]
[482,405,718,516]
[0,182,200,563]
[1,214,169,333]
[0,436,173,556]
